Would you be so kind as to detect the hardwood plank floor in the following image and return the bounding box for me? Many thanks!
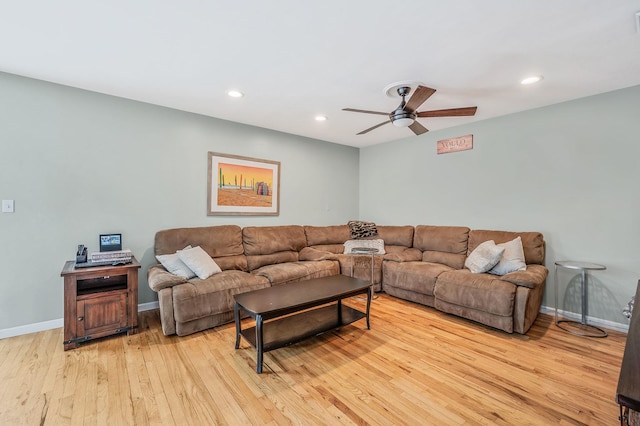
[0,294,627,425]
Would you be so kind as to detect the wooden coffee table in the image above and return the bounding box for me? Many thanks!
[234,275,372,373]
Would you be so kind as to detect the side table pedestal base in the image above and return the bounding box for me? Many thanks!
[556,319,608,338]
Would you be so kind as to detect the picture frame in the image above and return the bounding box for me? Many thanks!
[207,152,280,216]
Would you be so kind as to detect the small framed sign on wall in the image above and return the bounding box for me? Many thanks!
[207,152,280,216]
[437,134,473,154]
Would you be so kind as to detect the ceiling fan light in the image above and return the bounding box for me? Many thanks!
[393,117,414,127]
[520,75,543,85]
[227,90,244,98]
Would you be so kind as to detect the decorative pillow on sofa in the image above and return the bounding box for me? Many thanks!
[489,236,527,276]
[465,240,505,273]
[156,245,196,279]
[343,239,386,255]
[177,246,222,279]
[348,220,378,239]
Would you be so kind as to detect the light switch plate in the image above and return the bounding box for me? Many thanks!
[2,200,14,213]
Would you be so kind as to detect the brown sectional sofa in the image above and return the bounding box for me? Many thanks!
[148,223,547,337]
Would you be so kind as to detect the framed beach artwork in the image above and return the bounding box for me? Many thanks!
[207,152,280,216]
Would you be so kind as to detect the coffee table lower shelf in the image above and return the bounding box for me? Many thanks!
[238,304,367,372]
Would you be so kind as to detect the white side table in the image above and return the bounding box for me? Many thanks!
[554,260,607,338]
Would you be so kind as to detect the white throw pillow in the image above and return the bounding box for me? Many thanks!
[177,246,222,279]
[489,236,527,276]
[343,238,386,255]
[465,240,505,273]
[156,245,196,279]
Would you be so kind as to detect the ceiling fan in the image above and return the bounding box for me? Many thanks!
[343,85,477,136]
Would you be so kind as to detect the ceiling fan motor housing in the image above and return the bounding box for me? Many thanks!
[390,86,416,126]
[389,109,416,125]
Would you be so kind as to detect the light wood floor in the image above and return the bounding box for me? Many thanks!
[0,294,627,425]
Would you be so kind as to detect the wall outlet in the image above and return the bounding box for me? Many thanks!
[2,200,15,213]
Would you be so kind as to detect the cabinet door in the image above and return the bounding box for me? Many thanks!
[77,292,128,340]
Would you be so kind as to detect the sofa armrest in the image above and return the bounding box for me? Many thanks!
[299,246,339,261]
[148,264,187,292]
[500,264,548,289]
[383,248,422,262]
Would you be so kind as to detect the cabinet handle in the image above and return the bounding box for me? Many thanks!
[77,316,84,321]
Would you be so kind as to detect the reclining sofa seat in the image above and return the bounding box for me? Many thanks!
[435,229,547,334]
[383,225,470,307]
[303,224,415,292]
[149,225,270,336]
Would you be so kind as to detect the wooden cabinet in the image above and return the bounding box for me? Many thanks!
[60,258,141,350]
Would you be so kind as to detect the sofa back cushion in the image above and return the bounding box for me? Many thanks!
[376,225,415,255]
[304,225,350,254]
[243,225,307,271]
[376,225,414,247]
[414,225,470,269]
[154,225,247,271]
[468,230,545,265]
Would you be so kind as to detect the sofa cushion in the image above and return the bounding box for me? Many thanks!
[298,247,339,261]
[435,270,516,317]
[384,248,423,262]
[348,220,378,239]
[246,251,299,271]
[243,225,307,271]
[413,225,470,254]
[252,260,339,286]
[243,225,307,254]
[304,225,350,246]
[465,240,505,273]
[154,225,248,271]
[307,244,345,254]
[488,237,527,276]
[468,230,545,265]
[172,271,270,323]
[383,261,455,296]
[414,225,470,269]
[376,225,414,247]
[422,251,466,270]
[178,246,222,279]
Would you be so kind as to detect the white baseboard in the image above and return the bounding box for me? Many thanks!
[1,302,627,339]
[540,305,630,333]
[0,301,159,340]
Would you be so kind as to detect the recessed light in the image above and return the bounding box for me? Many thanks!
[227,90,244,98]
[315,115,327,122]
[521,75,543,85]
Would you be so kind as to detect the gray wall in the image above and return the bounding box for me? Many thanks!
[360,85,640,328]
[0,72,359,330]
[2,69,638,332]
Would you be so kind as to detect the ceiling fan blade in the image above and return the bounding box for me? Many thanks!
[417,106,478,118]
[342,108,389,116]
[409,121,428,135]
[357,120,390,135]
[404,85,436,113]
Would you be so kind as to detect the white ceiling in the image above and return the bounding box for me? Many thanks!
[1,1,639,148]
